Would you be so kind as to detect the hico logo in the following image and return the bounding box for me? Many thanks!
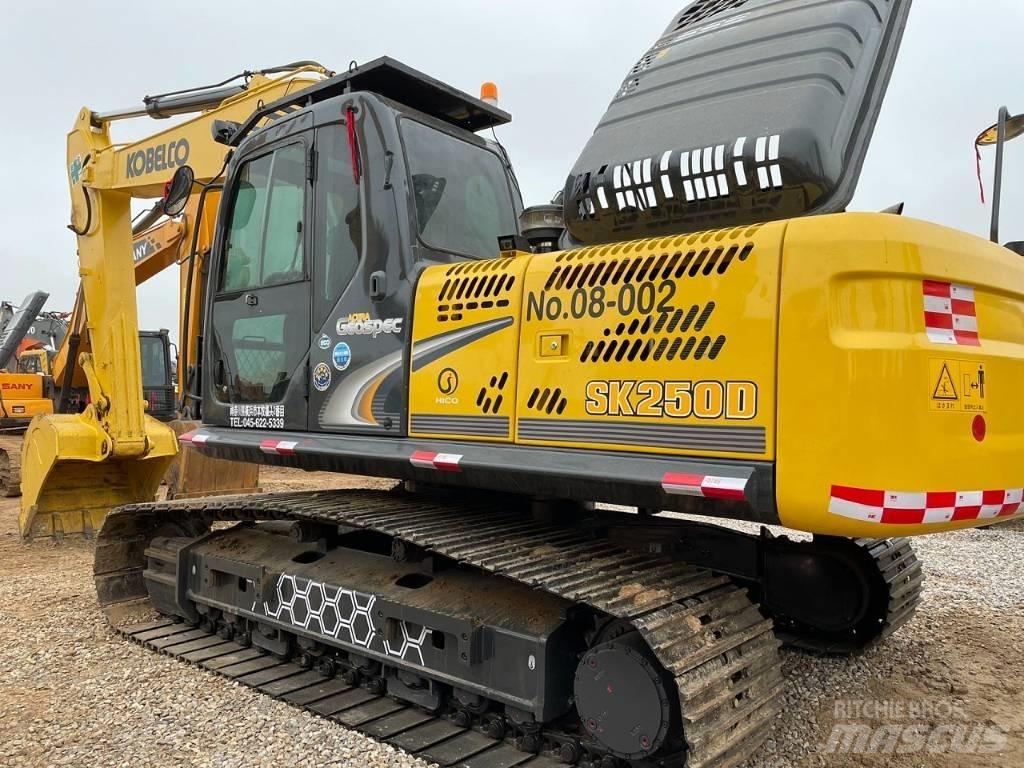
[435,367,459,405]
[125,138,190,179]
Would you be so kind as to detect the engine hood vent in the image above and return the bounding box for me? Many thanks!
[562,0,913,245]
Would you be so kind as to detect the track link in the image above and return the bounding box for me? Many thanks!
[0,436,22,497]
[98,489,785,768]
[121,617,566,768]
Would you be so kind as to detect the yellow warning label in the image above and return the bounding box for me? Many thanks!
[929,359,986,412]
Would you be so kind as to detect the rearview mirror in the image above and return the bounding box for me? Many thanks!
[163,165,195,217]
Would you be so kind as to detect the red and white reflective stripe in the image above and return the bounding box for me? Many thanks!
[923,280,980,346]
[179,431,210,446]
[410,450,463,473]
[259,439,298,456]
[662,472,747,501]
[830,485,1023,525]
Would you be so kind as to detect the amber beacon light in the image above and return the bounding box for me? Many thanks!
[479,81,498,106]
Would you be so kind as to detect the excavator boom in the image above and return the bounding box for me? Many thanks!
[20,65,329,538]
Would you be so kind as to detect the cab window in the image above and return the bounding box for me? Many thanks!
[139,336,168,387]
[314,124,362,325]
[221,143,306,291]
[401,119,516,259]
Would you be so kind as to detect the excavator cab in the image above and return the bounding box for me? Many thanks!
[199,58,521,438]
[16,349,49,376]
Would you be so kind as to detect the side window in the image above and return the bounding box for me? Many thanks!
[400,119,517,259]
[220,143,307,292]
[314,124,361,325]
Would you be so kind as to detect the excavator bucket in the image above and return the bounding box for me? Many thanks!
[18,412,176,539]
[163,419,260,500]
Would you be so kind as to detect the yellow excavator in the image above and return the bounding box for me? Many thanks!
[17,62,330,535]
[23,2,1024,766]
[0,210,256,499]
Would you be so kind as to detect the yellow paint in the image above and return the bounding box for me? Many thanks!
[19,67,327,538]
[407,213,1024,537]
[776,213,1024,537]
[408,256,529,443]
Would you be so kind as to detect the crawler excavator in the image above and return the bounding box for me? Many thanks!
[23,1,1024,766]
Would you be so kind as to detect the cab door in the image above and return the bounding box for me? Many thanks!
[306,120,409,436]
[205,138,312,431]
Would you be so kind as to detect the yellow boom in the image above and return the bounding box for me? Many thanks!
[20,65,329,538]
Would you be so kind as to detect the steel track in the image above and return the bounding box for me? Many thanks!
[0,435,22,497]
[99,489,786,767]
[771,537,924,655]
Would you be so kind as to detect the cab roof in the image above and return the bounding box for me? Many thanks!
[230,56,510,147]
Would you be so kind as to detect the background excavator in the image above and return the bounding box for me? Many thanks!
[0,206,250,498]
[18,1,1024,766]
[11,64,330,525]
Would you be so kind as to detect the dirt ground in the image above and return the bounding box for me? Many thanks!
[0,466,1021,768]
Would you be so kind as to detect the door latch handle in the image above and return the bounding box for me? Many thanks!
[370,271,387,301]
[244,293,259,307]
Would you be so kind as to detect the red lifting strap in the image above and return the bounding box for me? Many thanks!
[346,106,361,185]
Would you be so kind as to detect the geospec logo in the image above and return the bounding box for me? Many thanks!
[336,312,403,338]
[125,138,190,179]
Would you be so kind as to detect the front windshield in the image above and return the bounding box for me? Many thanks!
[401,119,517,259]
[17,355,41,374]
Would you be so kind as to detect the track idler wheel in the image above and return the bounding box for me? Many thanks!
[573,630,673,761]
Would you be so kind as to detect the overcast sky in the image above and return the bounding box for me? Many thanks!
[1,0,1021,338]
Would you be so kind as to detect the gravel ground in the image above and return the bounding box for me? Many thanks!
[0,468,1021,767]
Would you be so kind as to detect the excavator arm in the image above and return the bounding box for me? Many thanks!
[19,65,329,538]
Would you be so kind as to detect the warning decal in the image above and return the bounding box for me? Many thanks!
[929,359,986,412]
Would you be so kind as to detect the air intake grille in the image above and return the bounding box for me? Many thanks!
[541,227,757,366]
[476,372,509,415]
[526,387,568,415]
[578,300,726,365]
[437,259,517,322]
[545,232,754,292]
[674,0,750,32]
